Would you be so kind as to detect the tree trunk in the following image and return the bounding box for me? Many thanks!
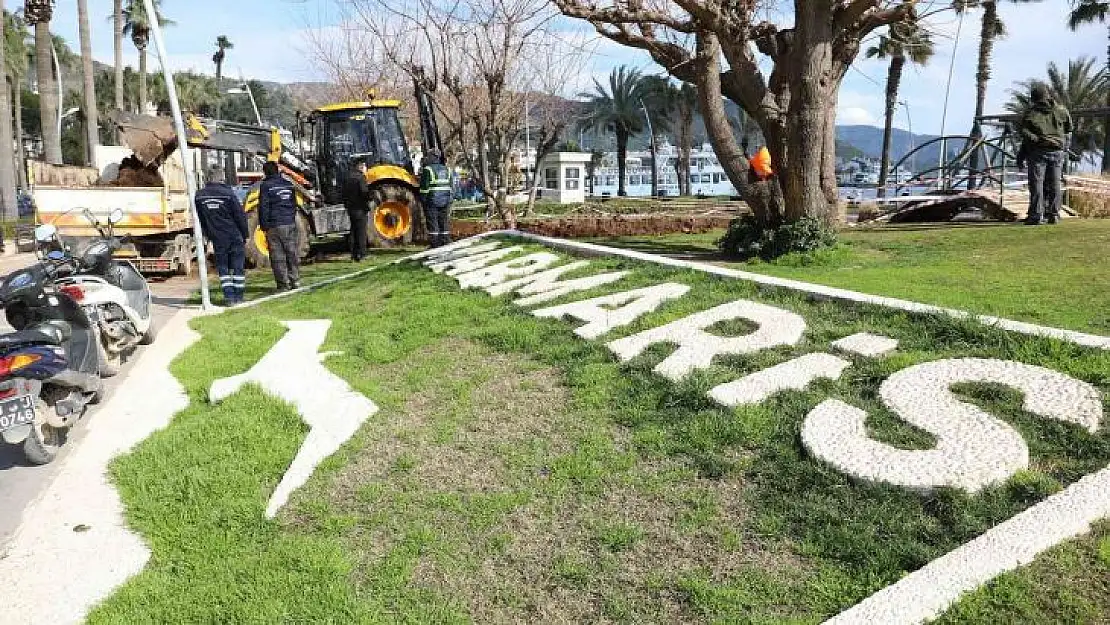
[648,130,659,197]
[14,83,26,188]
[34,21,62,165]
[215,60,222,120]
[678,106,694,196]
[77,0,99,165]
[113,0,123,142]
[968,1,999,189]
[0,0,18,220]
[878,55,905,199]
[616,129,628,196]
[1103,20,1110,173]
[138,47,148,114]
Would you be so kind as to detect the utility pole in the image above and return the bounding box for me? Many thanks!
[640,97,658,198]
[143,0,211,309]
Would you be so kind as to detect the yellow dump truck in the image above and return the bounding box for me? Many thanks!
[30,146,200,275]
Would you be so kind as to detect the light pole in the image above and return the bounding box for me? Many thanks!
[227,84,262,126]
[639,97,658,198]
[143,0,211,309]
[898,100,914,180]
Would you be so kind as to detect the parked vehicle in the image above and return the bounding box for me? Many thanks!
[36,209,156,377]
[0,247,104,464]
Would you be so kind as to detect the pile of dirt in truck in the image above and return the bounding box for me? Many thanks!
[107,155,165,188]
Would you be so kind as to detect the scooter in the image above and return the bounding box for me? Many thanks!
[0,250,103,464]
[36,208,156,377]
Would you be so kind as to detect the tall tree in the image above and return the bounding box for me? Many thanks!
[5,9,29,186]
[555,1,915,232]
[1005,57,1108,164]
[673,83,697,196]
[0,0,17,219]
[640,75,679,196]
[24,0,60,164]
[212,34,232,118]
[77,0,98,164]
[1068,0,1110,171]
[578,67,647,197]
[123,0,171,115]
[866,20,934,197]
[113,0,123,139]
[957,1,1042,188]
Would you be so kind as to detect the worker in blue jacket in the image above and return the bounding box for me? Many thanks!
[195,165,249,305]
[259,161,302,291]
[419,150,454,248]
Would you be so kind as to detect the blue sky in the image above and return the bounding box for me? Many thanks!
[48,0,1103,137]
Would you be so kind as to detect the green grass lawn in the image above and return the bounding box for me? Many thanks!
[588,220,1110,335]
[92,236,1110,623]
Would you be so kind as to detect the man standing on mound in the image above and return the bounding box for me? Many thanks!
[1018,83,1072,226]
[195,165,248,306]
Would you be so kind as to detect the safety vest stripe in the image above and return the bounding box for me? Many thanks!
[421,167,453,193]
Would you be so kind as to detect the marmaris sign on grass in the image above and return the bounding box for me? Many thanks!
[405,236,1110,625]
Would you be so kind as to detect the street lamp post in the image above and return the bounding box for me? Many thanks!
[142,0,211,309]
[898,100,914,180]
[640,97,658,198]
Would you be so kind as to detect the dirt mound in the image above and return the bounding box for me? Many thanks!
[453,214,732,238]
[109,155,164,188]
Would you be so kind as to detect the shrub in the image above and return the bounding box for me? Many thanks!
[1068,190,1110,218]
[716,216,837,260]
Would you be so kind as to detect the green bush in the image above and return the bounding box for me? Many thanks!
[716,215,837,260]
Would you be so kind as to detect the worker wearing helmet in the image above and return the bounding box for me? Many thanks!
[420,149,454,248]
[195,164,249,305]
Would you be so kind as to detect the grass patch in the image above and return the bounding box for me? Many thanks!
[588,220,1110,334]
[94,236,1110,623]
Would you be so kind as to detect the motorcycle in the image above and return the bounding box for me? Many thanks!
[0,248,103,464]
[35,208,156,377]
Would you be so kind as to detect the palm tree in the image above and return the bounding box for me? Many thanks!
[123,0,172,115]
[212,35,232,118]
[4,9,29,186]
[1068,1,1110,171]
[639,75,678,196]
[578,66,647,196]
[955,0,1042,187]
[866,21,934,197]
[113,0,123,139]
[0,0,18,219]
[24,0,60,164]
[1005,57,1108,165]
[673,83,697,196]
[77,0,98,164]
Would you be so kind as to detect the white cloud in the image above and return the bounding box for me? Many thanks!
[838,107,879,126]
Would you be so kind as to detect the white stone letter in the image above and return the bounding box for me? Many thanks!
[427,246,524,275]
[607,299,808,382]
[408,237,487,262]
[709,353,851,408]
[455,252,562,290]
[801,358,1103,493]
[485,260,630,307]
[532,283,690,340]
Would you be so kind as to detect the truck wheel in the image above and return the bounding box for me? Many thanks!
[370,184,418,247]
[245,211,270,269]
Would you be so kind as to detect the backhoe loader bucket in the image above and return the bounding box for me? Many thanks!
[107,110,180,167]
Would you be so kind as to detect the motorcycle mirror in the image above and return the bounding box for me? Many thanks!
[34,224,58,242]
[109,208,124,224]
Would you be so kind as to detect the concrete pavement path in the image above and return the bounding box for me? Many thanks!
[0,252,199,547]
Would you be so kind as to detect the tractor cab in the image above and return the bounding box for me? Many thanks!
[308,101,415,205]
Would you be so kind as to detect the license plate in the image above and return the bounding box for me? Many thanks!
[0,395,36,432]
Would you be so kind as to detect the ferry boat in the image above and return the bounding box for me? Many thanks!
[589,143,739,198]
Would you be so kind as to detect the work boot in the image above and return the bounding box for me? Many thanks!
[1046,216,1059,225]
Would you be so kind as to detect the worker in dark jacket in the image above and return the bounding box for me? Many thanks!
[195,164,249,305]
[1019,83,1073,225]
[259,161,301,290]
[420,150,454,248]
[343,158,371,261]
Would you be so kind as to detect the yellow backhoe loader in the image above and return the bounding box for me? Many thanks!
[110,84,443,267]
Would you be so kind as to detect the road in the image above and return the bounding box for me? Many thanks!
[0,253,197,547]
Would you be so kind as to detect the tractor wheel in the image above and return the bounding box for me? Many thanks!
[369,184,418,247]
[245,211,313,268]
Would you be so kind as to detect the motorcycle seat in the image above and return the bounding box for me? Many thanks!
[0,328,64,349]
